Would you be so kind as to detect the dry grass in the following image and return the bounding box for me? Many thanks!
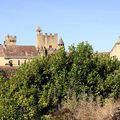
[62,94,120,120]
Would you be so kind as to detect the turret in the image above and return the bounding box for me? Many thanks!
[4,34,16,46]
[58,37,64,49]
[36,26,43,49]
[36,26,42,33]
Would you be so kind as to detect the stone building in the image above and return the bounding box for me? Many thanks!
[36,27,64,56]
[110,36,120,60]
[0,27,64,66]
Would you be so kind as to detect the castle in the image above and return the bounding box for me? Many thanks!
[36,27,64,56]
[0,26,120,67]
[0,27,64,67]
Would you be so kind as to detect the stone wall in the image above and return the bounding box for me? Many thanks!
[0,57,31,66]
[4,35,16,46]
[110,43,120,60]
[36,27,58,50]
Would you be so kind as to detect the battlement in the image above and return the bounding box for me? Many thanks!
[36,26,60,50]
[4,34,16,46]
[43,33,57,38]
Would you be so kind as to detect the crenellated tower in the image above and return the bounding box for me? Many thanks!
[36,26,62,51]
[4,34,16,46]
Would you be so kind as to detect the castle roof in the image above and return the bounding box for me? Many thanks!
[58,38,64,45]
[0,45,38,59]
[36,26,42,32]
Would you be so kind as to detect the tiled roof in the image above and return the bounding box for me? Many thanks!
[0,45,38,58]
[58,38,64,45]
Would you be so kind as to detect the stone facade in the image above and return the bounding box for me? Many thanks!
[1,26,120,67]
[4,35,16,46]
[0,26,64,67]
[36,27,64,56]
[36,27,58,50]
[0,45,38,66]
[110,36,120,60]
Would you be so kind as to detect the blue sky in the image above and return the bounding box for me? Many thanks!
[0,0,120,52]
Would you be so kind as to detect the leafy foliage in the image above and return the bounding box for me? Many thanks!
[0,42,120,119]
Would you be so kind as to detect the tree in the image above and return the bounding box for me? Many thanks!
[1,42,120,119]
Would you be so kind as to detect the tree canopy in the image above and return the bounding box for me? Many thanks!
[0,42,120,119]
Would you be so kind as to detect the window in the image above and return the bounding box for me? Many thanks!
[10,40,16,42]
[18,60,20,66]
[24,60,26,64]
[49,45,52,48]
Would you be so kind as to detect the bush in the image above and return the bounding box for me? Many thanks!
[0,42,120,119]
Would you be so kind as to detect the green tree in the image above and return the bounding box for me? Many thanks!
[1,42,120,119]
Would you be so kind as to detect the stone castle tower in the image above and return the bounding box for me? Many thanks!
[4,35,16,46]
[36,27,64,54]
